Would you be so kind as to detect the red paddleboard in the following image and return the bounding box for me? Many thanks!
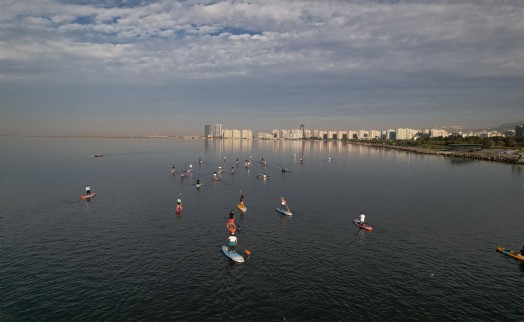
[175,204,183,214]
[81,193,96,199]
[227,222,237,233]
[353,219,372,231]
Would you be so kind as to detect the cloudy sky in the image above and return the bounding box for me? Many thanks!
[1,0,523,136]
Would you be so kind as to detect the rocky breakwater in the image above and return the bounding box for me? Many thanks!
[357,143,524,165]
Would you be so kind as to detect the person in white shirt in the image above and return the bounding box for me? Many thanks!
[85,185,91,195]
[360,212,366,225]
[228,232,238,253]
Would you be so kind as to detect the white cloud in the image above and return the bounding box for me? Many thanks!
[1,0,524,134]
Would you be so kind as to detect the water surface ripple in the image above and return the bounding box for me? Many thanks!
[1,137,523,321]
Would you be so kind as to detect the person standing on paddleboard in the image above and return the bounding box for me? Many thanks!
[519,245,524,256]
[85,185,91,196]
[228,232,237,253]
[360,212,366,225]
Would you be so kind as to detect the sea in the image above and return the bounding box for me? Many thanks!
[1,136,523,321]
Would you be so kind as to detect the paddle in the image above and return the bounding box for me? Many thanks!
[237,244,251,255]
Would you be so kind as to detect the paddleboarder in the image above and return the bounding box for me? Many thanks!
[228,210,235,224]
[85,185,91,195]
[360,212,366,225]
[228,232,238,253]
[519,245,524,256]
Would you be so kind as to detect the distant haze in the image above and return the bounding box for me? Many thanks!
[1,1,523,136]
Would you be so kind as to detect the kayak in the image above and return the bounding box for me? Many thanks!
[496,246,524,261]
[227,222,237,233]
[221,245,244,263]
[237,202,247,213]
[175,204,183,214]
[80,193,96,199]
[353,219,372,231]
[276,207,293,216]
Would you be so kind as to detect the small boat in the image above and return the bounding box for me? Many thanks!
[221,245,244,263]
[496,246,524,261]
[92,154,103,158]
[353,219,372,231]
[80,193,96,199]
[276,206,293,216]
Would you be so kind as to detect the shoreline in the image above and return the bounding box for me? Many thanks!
[353,142,524,165]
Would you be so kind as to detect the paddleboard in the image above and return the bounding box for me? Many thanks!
[496,246,524,261]
[276,207,293,216]
[80,193,96,199]
[221,245,244,263]
[227,222,237,233]
[353,219,372,231]
[237,202,247,213]
[175,204,183,214]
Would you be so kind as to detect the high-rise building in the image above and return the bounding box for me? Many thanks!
[204,125,212,138]
[214,124,223,138]
[516,125,524,138]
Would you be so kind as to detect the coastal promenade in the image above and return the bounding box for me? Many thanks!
[354,142,524,164]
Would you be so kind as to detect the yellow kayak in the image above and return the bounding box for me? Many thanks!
[496,246,524,261]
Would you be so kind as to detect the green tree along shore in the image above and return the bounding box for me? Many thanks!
[349,136,523,151]
[330,136,524,164]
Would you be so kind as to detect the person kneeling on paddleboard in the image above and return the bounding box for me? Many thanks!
[360,212,366,225]
[228,232,238,253]
[228,210,235,224]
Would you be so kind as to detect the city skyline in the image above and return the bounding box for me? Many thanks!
[1,1,523,136]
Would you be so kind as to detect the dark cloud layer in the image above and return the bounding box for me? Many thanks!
[1,0,523,135]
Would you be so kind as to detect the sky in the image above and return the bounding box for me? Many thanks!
[1,0,523,136]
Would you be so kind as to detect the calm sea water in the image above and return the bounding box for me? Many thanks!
[1,137,523,321]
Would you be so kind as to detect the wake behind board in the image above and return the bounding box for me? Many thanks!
[80,193,96,199]
[276,207,293,216]
[496,246,524,261]
[353,219,372,231]
[221,245,244,263]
